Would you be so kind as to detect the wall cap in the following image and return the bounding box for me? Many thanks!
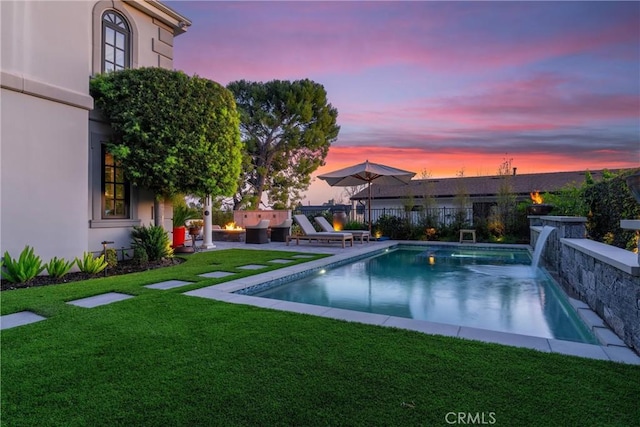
[562,238,639,276]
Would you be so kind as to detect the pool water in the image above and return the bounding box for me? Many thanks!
[251,247,598,344]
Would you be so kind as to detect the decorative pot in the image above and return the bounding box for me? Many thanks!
[188,227,201,236]
[332,210,347,231]
[172,226,186,248]
[527,204,554,215]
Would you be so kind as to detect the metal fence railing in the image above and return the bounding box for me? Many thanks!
[295,207,475,228]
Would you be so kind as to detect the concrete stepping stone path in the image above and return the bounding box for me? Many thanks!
[67,292,134,308]
[237,264,268,270]
[198,272,236,279]
[268,259,294,264]
[1,311,47,330]
[144,280,194,290]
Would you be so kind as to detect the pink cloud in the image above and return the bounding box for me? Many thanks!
[337,73,639,133]
[174,2,639,83]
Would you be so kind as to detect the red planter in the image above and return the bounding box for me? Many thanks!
[172,226,186,248]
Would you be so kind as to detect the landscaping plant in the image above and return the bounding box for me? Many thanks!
[105,248,118,269]
[75,252,108,275]
[172,202,200,228]
[44,256,75,279]
[132,246,149,266]
[90,68,243,226]
[584,169,640,250]
[131,225,173,262]
[0,246,46,283]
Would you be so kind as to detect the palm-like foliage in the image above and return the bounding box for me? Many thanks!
[131,225,173,262]
[1,246,45,283]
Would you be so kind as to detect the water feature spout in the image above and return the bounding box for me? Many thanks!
[532,226,556,270]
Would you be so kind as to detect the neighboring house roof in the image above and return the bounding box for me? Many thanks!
[351,169,624,201]
[298,204,352,214]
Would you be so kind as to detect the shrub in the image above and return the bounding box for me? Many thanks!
[105,248,118,269]
[132,246,149,265]
[583,169,640,249]
[45,257,75,279]
[211,210,233,227]
[344,220,367,230]
[1,246,46,284]
[75,252,108,275]
[374,215,412,240]
[131,225,173,262]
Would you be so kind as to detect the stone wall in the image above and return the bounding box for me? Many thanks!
[561,243,639,353]
[531,216,640,353]
[233,210,291,228]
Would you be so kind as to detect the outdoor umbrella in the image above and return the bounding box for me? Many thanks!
[318,160,416,232]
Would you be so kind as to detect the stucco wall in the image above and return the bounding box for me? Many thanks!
[1,1,93,97]
[1,0,186,264]
[1,89,89,261]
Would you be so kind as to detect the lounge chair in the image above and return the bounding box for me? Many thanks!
[245,219,270,244]
[314,216,370,244]
[287,215,353,248]
[270,218,292,242]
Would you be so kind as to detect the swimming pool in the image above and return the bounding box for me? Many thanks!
[249,246,598,344]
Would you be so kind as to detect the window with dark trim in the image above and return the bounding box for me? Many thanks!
[102,11,130,72]
[102,147,130,219]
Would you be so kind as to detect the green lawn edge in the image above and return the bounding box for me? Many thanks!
[2,249,639,426]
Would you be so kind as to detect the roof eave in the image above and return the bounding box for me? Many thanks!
[124,0,192,36]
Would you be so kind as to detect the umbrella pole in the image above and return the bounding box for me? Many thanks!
[368,182,372,233]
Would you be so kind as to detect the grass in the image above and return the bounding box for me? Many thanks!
[2,249,639,426]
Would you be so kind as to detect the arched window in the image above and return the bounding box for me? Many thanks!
[102,11,130,72]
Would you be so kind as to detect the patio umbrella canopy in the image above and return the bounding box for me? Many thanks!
[318,160,416,232]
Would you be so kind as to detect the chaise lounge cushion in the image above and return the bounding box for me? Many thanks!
[287,215,353,248]
[314,216,370,243]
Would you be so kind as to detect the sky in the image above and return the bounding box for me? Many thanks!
[166,1,640,205]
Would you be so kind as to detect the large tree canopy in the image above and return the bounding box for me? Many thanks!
[90,67,243,200]
[227,79,340,209]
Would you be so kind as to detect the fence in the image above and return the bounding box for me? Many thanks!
[295,207,474,228]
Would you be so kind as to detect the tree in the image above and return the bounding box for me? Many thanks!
[90,68,243,225]
[494,157,517,236]
[453,169,470,228]
[227,79,340,209]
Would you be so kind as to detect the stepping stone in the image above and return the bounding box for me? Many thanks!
[291,255,314,259]
[67,292,133,308]
[1,311,46,330]
[237,264,268,270]
[198,271,236,279]
[269,259,294,264]
[145,280,193,290]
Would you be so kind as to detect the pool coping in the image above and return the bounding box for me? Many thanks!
[183,241,640,365]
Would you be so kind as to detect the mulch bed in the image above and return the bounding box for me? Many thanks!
[1,258,184,292]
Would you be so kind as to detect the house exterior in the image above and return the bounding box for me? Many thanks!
[1,1,190,263]
[350,169,620,224]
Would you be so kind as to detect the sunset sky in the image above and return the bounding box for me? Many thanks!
[166,1,640,205]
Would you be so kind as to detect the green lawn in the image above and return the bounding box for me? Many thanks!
[2,249,639,426]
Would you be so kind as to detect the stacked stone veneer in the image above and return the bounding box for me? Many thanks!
[530,216,640,353]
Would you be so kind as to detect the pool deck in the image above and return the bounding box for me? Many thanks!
[183,239,640,365]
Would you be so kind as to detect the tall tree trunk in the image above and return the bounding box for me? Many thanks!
[154,196,165,227]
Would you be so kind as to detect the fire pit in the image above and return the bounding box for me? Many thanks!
[527,191,554,215]
[212,222,246,242]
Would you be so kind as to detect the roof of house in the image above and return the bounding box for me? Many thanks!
[351,169,627,201]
